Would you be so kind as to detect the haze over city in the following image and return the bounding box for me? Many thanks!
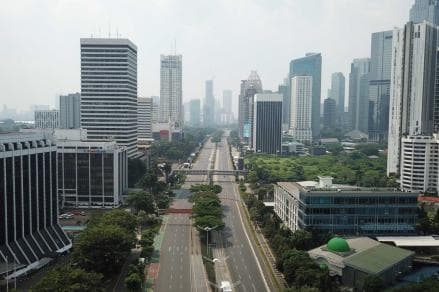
[1,0,412,112]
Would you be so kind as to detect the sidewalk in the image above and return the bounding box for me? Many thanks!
[145,215,168,291]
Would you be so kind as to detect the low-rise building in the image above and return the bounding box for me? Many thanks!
[274,177,418,235]
[34,110,60,129]
[56,129,128,209]
[308,237,414,290]
[281,141,305,156]
[400,135,439,193]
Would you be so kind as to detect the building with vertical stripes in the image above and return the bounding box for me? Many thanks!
[34,110,60,129]
[0,133,71,278]
[252,93,282,154]
[57,136,128,209]
[80,38,138,158]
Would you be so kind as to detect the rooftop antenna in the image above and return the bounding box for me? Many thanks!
[108,20,111,38]
[174,38,177,55]
[116,28,119,38]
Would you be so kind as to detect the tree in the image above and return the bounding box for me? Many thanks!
[363,275,385,292]
[139,171,158,193]
[125,272,143,291]
[128,158,147,187]
[32,266,104,292]
[194,215,225,229]
[73,224,135,276]
[92,209,137,232]
[127,191,156,214]
[290,230,313,251]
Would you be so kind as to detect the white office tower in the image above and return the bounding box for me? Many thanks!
[160,55,183,127]
[290,76,313,143]
[387,22,438,176]
[400,135,439,193]
[80,38,138,158]
[138,97,153,141]
[34,110,60,129]
[60,93,80,129]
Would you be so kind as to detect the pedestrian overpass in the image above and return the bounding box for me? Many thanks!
[172,169,248,183]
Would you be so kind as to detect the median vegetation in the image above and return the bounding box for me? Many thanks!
[189,184,224,289]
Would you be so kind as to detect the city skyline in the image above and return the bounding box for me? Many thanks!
[0,0,412,114]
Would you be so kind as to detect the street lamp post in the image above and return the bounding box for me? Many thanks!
[199,225,218,256]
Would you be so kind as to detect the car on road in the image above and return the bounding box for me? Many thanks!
[220,281,232,292]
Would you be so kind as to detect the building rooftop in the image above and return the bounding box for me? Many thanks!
[343,243,414,275]
[376,236,439,247]
[277,178,406,194]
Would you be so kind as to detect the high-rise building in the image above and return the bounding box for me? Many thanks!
[410,0,439,25]
[151,96,160,123]
[323,98,337,130]
[160,55,183,127]
[348,58,370,133]
[80,38,138,158]
[34,110,60,129]
[59,93,80,129]
[290,76,313,143]
[329,72,345,121]
[204,80,215,126]
[0,132,71,274]
[57,133,128,209]
[368,31,393,143]
[387,22,438,176]
[278,80,290,128]
[238,71,263,145]
[138,97,153,140]
[222,90,232,114]
[189,99,201,126]
[289,53,322,139]
[253,93,283,154]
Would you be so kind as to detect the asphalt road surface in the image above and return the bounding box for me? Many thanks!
[213,136,272,292]
[154,141,215,292]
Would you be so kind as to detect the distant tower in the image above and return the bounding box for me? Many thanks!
[204,80,215,126]
[348,58,370,133]
[410,0,439,25]
[160,55,183,127]
[59,93,80,129]
[323,98,337,130]
[238,71,262,146]
[329,72,345,122]
[138,97,153,140]
[189,99,201,126]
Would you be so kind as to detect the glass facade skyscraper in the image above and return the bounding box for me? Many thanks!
[410,0,439,25]
[289,53,322,139]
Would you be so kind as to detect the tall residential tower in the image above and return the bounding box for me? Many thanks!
[160,55,183,127]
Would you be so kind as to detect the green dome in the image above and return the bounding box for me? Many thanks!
[327,237,350,253]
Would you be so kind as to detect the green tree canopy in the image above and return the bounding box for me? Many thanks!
[73,224,135,276]
[127,191,156,214]
[91,209,137,232]
[194,215,225,229]
[363,275,385,292]
[32,266,104,292]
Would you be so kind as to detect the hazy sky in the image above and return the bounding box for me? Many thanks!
[0,0,413,114]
